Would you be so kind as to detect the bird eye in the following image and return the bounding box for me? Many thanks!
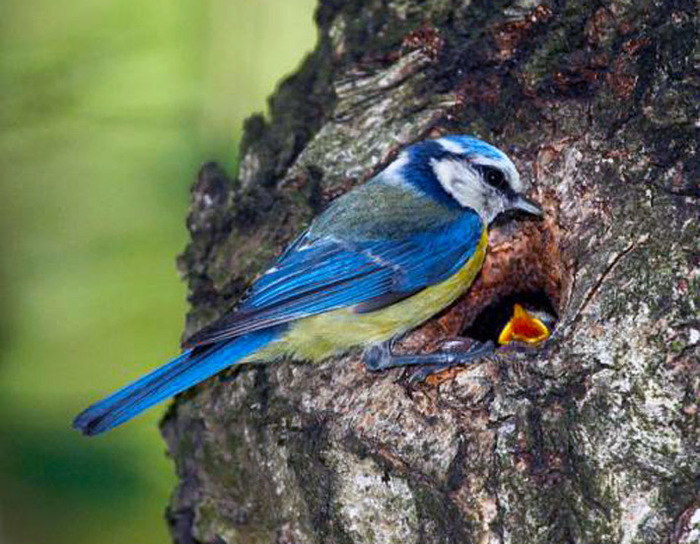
[480,166,508,192]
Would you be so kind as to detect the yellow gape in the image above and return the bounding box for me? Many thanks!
[498,304,550,346]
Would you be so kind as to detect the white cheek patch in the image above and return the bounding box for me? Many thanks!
[431,158,488,213]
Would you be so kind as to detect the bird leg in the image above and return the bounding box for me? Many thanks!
[363,337,495,382]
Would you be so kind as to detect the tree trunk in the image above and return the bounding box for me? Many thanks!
[163,1,697,543]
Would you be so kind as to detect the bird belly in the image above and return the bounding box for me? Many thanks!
[251,229,488,363]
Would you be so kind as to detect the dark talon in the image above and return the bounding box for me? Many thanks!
[362,338,495,376]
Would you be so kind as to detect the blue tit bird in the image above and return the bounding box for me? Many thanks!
[73,135,543,436]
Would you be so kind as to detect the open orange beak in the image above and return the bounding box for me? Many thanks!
[498,304,551,346]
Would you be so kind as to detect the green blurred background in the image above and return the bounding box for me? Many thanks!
[0,1,316,542]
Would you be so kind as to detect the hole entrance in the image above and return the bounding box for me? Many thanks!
[462,290,558,345]
[407,205,570,353]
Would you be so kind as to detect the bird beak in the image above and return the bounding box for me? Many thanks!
[509,194,544,217]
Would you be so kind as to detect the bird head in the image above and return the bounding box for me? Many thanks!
[385,135,542,224]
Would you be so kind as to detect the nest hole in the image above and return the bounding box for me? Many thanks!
[462,289,558,344]
[453,208,568,345]
[410,207,570,352]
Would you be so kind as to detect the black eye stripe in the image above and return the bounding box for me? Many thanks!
[477,165,508,192]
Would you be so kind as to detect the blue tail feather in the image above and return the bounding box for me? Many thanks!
[73,328,281,436]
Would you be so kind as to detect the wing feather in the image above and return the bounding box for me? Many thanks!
[185,210,483,348]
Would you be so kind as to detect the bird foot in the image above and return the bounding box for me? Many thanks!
[363,337,495,382]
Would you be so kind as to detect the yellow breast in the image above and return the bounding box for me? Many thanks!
[249,228,488,363]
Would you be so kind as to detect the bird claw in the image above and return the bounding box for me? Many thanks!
[363,338,494,377]
[404,340,495,383]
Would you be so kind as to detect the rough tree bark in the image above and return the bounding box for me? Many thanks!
[162,1,697,543]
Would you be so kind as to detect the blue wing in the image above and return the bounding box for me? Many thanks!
[185,210,483,347]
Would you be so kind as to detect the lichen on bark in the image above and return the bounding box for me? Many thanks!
[164,1,698,543]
